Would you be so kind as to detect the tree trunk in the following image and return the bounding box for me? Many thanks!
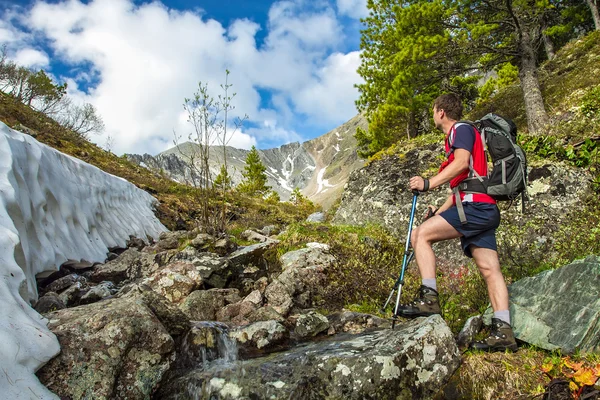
[542,32,555,61]
[518,26,548,135]
[587,0,600,31]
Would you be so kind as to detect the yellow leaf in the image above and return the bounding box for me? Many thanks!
[573,368,598,386]
[564,358,584,370]
[593,363,600,376]
[569,381,579,392]
[541,362,554,373]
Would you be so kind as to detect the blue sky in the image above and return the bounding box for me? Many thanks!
[0,0,368,155]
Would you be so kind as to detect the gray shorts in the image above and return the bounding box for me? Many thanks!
[439,202,500,258]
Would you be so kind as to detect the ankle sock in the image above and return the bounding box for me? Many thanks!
[494,310,511,325]
[422,279,437,292]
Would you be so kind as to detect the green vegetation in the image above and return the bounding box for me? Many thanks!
[356,0,599,157]
[237,145,271,196]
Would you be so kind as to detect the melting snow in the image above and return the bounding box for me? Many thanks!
[316,167,336,194]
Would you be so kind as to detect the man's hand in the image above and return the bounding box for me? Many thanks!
[424,205,437,221]
[409,176,428,192]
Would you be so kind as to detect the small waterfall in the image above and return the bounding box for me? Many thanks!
[179,321,238,370]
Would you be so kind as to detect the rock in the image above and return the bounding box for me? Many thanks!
[241,229,269,242]
[175,322,238,370]
[260,225,279,236]
[327,311,391,335]
[126,236,146,251]
[190,233,213,249]
[306,212,326,223]
[230,320,288,356]
[179,288,241,321]
[247,306,285,324]
[89,248,160,283]
[456,315,483,348]
[126,284,191,337]
[37,295,176,400]
[213,237,238,256]
[216,301,257,326]
[142,261,203,303]
[254,276,269,294]
[265,247,334,316]
[42,273,87,294]
[79,281,117,305]
[173,248,231,288]
[243,289,263,306]
[228,240,279,268]
[306,241,330,251]
[485,255,600,353]
[156,315,460,400]
[264,280,294,316]
[58,282,87,306]
[294,311,330,338]
[34,292,66,313]
[154,230,190,251]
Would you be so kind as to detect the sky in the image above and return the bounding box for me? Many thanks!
[0,0,368,155]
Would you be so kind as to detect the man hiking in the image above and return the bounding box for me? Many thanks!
[396,93,517,353]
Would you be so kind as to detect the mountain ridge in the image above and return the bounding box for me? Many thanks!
[126,114,367,208]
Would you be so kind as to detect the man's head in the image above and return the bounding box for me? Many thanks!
[432,93,463,130]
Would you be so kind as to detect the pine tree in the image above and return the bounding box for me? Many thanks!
[356,0,478,157]
[213,164,232,190]
[238,146,270,196]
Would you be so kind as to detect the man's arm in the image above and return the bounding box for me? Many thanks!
[409,148,470,191]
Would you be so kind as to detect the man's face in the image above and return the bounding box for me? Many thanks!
[432,106,444,130]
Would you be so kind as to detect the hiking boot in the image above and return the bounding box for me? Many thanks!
[469,318,518,352]
[394,285,441,318]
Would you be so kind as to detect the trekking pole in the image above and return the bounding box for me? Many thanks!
[380,190,419,329]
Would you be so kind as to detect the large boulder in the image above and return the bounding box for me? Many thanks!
[265,246,335,316]
[179,288,241,321]
[332,147,594,271]
[36,291,184,399]
[156,315,460,400]
[489,255,600,352]
[173,248,231,288]
[89,248,161,283]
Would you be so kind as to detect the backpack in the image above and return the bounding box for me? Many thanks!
[456,113,528,210]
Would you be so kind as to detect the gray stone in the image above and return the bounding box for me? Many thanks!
[230,320,288,355]
[57,282,86,306]
[90,248,160,283]
[43,273,87,293]
[213,237,238,256]
[327,311,391,335]
[485,256,600,353]
[294,311,330,338]
[37,294,176,400]
[156,315,460,400]
[456,315,483,348]
[142,261,203,304]
[216,301,257,326]
[260,225,279,236]
[34,292,66,313]
[173,248,231,288]
[179,289,241,321]
[306,211,326,222]
[190,233,213,249]
[80,281,117,304]
[228,240,279,268]
[241,229,269,242]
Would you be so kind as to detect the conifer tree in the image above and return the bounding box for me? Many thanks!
[213,164,232,190]
[238,146,270,196]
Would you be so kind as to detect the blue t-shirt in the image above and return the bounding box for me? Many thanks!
[451,124,475,153]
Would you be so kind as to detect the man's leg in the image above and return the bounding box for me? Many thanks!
[470,245,517,352]
[411,215,463,280]
[470,246,508,312]
[395,215,462,318]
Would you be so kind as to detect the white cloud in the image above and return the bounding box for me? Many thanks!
[14,48,49,68]
[294,51,362,124]
[336,0,368,19]
[3,0,363,155]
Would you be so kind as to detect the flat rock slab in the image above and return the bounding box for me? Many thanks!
[488,255,600,352]
[156,315,460,400]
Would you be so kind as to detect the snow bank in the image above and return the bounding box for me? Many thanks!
[0,123,167,399]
